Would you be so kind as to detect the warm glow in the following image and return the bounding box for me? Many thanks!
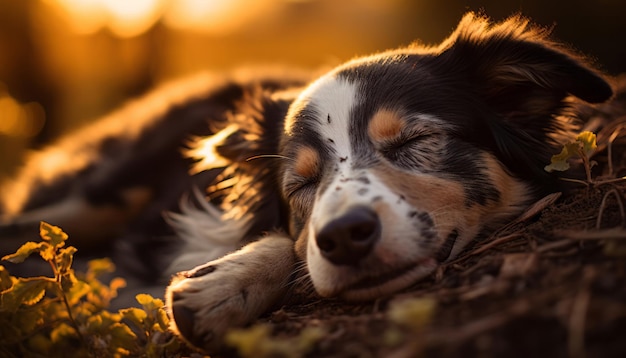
[44,0,163,37]
[163,0,275,35]
[44,0,107,35]
[103,0,164,37]
[43,0,278,37]
[0,90,46,138]
[187,124,240,174]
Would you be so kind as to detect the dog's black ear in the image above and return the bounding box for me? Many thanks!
[441,13,612,106]
[437,13,613,187]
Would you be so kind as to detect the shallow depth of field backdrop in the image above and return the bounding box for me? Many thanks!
[0,0,625,180]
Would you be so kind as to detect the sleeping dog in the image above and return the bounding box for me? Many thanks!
[0,13,614,351]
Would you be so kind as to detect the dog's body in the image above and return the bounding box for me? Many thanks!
[0,14,616,351]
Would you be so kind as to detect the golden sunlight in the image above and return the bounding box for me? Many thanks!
[102,0,164,37]
[0,88,45,138]
[163,0,276,35]
[44,0,163,37]
[187,124,240,174]
[43,0,278,37]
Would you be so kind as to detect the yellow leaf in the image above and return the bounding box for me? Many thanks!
[120,307,148,328]
[544,145,572,172]
[2,242,47,264]
[109,322,138,351]
[388,297,436,329]
[57,246,78,273]
[0,266,14,291]
[39,245,56,262]
[576,131,597,157]
[226,324,272,357]
[67,279,91,305]
[50,322,77,343]
[39,222,68,248]
[156,308,170,331]
[136,294,163,311]
[27,334,52,355]
[9,278,51,306]
[87,258,116,277]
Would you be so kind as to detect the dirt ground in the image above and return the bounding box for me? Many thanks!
[256,184,626,358]
[222,83,626,358]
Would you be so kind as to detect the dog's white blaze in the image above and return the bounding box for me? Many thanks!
[307,75,358,161]
[300,75,441,298]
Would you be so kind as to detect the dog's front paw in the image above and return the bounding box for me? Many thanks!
[165,236,295,352]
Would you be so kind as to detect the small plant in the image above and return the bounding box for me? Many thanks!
[384,297,436,354]
[0,222,185,357]
[226,324,324,358]
[545,130,626,188]
[545,131,598,184]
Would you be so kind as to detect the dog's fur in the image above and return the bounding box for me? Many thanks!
[0,13,615,351]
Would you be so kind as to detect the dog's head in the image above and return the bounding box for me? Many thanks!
[278,13,612,300]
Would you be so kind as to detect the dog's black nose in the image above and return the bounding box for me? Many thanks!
[316,206,381,266]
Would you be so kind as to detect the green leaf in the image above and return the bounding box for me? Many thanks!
[15,306,47,335]
[39,222,68,248]
[50,322,77,343]
[87,258,116,277]
[136,294,163,311]
[57,246,78,274]
[227,324,324,358]
[27,333,53,355]
[155,308,170,331]
[2,242,47,264]
[120,307,148,328]
[39,245,56,262]
[8,278,52,306]
[226,324,273,357]
[388,297,436,329]
[67,279,90,305]
[0,265,14,291]
[109,322,138,351]
[60,272,78,292]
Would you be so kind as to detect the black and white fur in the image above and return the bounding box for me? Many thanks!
[0,14,614,352]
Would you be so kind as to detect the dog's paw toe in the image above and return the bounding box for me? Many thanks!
[164,237,295,352]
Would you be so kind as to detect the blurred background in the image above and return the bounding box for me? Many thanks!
[0,0,625,179]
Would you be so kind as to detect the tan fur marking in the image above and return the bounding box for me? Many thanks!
[294,146,320,179]
[372,163,469,232]
[480,153,531,220]
[294,226,309,261]
[368,109,405,143]
[372,153,530,249]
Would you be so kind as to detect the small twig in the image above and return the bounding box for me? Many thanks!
[568,267,595,358]
[559,177,590,187]
[424,288,564,345]
[555,228,626,241]
[47,259,86,344]
[595,176,626,185]
[460,233,521,259]
[536,239,571,253]
[512,193,562,225]
[451,193,560,264]
[596,188,626,229]
[606,124,625,176]
[579,147,593,184]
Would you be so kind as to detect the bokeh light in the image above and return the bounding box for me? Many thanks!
[0,86,45,138]
[43,0,164,37]
[42,0,280,37]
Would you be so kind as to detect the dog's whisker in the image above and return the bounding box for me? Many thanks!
[245,154,293,162]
